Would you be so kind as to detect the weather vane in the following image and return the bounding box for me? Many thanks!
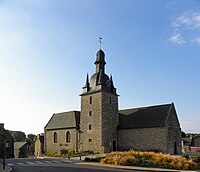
[99,37,102,49]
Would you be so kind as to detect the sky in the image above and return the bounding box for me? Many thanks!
[0,0,200,135]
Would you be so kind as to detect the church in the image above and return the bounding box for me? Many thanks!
[44,48,182,155]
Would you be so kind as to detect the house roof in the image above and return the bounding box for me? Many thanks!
[45,111,80,130]
[182,137,192,146]
[0,134,5,142]
[14,142,27,150]
[119,103,173,129]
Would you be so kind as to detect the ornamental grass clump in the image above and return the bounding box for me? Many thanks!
[101,152,135,166]
[100,151,198,170]
[152,153,197,170]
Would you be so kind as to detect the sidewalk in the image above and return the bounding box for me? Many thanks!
[0,164,12,172]
[77,161,199,172]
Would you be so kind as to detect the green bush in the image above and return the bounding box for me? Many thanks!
[84,157,91,162]
[84,156,105,162]
[46,151,61,157]
[191,155,200,163]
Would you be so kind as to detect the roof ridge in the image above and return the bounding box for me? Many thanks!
[119,103,172,111]
[54,110,80,115]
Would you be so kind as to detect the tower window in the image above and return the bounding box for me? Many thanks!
[66,131,70,143]
[53,132,57,143]
[89,111,92,116]
[89,125,92,130]
[109,96,112,104]
[90,96,92,104]
[89,139,92,142]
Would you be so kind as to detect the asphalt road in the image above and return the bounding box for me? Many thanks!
[5,158,146,172]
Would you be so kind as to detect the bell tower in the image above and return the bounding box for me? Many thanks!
[80,48,119,153]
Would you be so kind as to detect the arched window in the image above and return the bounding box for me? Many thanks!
[53,132,57,143]
[66,131,70,143]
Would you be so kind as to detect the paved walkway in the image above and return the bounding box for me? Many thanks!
[80,162,200,172]
[0,164,12,172]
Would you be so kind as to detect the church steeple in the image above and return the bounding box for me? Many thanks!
[95,49,106,74]
[80,46,119,153]
[81,48,117,96]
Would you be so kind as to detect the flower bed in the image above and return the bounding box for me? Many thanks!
[100,151,198,170]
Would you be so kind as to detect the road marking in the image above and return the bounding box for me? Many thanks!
[51,160,60,163]
[7,163,14,166]
[26,161,35,165]
[34,161,44,164]
[6,159,71,167]
[61,160,71,163]
[43,160,52,163]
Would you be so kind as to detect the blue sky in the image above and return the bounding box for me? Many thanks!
[0,0,200,134]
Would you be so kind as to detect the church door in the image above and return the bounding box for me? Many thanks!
[113,140,117,151]
[174,141,177,155]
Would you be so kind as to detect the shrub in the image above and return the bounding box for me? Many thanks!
[60,149,68,155]
[85,156,105,162]
[101,151,198,170]
[191,155,200,163]
[46,151,61,157]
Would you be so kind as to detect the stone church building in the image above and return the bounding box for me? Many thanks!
[44,49,182,155]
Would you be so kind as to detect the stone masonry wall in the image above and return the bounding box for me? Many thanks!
[80,92,103,153]
[45,128,77,154]
[118,127,167,153]
[80,92,119,153]
[166,107,182,154]
[101,92,119,152]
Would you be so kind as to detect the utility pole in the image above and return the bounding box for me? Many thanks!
[3,142,5,170]
[0,140,6,170]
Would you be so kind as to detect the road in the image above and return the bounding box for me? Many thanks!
[5,158,147,172]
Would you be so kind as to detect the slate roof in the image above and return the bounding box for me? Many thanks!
[119,103,173,129]
[45,111,80,130]
[0,134,5,142]
[182,137,192,146]
[14,142,27,150]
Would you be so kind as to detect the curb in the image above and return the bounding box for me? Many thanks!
[76,162,199,172]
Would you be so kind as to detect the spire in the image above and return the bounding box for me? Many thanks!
[95,49,106,73]
[109,74,117,94]
[81,47,118,96]
[83,73,90,92]
[110,75,114,88]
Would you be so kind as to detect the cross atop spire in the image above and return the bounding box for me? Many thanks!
[99,37,102,49]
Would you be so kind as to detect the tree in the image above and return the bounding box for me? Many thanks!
[181,131,186,138]
[10,131,26,142]
[25,134,36,145]
[25,134,36,156]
